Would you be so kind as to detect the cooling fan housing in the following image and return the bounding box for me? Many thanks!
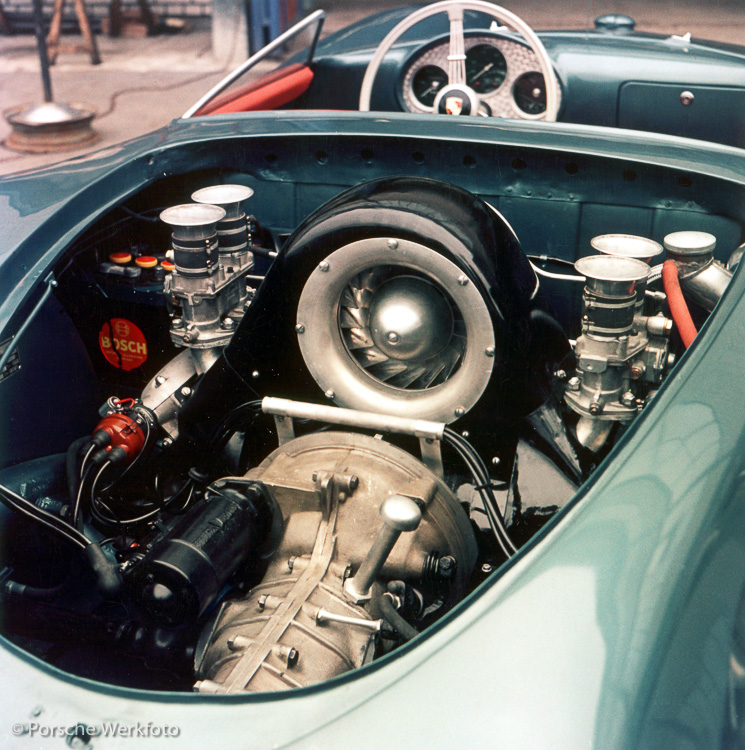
[296,237,496,423]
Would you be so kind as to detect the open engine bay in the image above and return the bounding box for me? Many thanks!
[0,129,742,694]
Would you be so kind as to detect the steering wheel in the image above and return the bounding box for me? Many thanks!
[359,0,559,121]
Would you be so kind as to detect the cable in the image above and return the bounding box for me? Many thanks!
[0,483,121,595]
[72,463,93,530]
[443,429,517,558]
[529,261,586,283]
[444,430,515,556]
[206,399,263,454]
[66,436,92,506]
[79,443,96,479]
[527,254,577,270]
[0,483,89,551]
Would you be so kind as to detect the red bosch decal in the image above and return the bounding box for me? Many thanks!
[98,318,148,371]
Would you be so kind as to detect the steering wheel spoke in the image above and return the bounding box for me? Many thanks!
[446,5,467,86]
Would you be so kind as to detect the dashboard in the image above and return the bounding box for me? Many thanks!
[298,5,745,147]
[399,33,561,119]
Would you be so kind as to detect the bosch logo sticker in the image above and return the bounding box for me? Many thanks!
[99,318,148,371]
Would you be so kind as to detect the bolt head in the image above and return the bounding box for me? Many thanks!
[172,318,184,329]
[319,261,330,272]
[621,391,637,407]
[181,386,192,397]
[457,274,469,286]
[325,389,335,400]
[295,323,305,334]
[387,239,399,249]
[491,456,500,466]
[454,406,465,418]
[567,376,581,391]
[589,402,602,415]
[221,317,235,330]
[439,555,455,572]
[484,346,495,357]
[252,370,260,379]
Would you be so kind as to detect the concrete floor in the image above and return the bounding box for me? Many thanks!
[0,0,743,176]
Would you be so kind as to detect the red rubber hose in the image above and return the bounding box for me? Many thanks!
[662,260,697,348]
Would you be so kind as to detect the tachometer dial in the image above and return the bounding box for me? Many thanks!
[465,44,507,94]
[513,72,547,115]
[412,65,448,108]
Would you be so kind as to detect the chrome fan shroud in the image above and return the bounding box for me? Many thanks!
[340,269,467,390]
[295,237,496,423]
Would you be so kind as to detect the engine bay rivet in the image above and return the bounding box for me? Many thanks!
[295,324,305,334]
[461,430,469,438]
[481,563,494,573]
[454,407,465,417]
[325,389,335,400]
[387,239,398,249]
[484,346,495,357]
[491,457,500,466]
[457,274,469,286]
[319,261,330,272]
[251,370,260,379]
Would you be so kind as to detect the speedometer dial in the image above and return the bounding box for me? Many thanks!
[465,44,507,94]
[412,66,448,108]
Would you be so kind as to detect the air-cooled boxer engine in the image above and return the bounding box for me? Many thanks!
[23,178,733,695]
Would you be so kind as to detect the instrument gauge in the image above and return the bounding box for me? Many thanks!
[412,66,448,108]
[465,44,507,94]
[513,72,547,115]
